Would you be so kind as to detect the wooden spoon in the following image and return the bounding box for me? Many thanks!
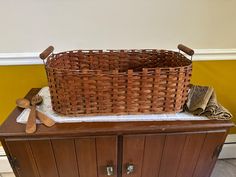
[36,111,55,127]
[25,95,41,134]
[16,98,56,127]
[16,98,30,109]
[33,95,56,127]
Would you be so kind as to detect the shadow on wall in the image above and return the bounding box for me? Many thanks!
[0,61,235,133]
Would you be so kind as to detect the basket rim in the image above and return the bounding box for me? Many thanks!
[45,49,192,74]
[45,65,192,75]
[51,48,190,55]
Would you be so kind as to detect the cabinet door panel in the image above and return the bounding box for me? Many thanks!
[51,139,79,177]
[193,131,227,177]
[75,136,118,177]
[96,136,117,177]
[141,135,165,177]
[158,134,186,177]
[75,138,98,177]
[122,135,145,177]
[30,140,59,177]
[6,140,40,177]
[176,133,206,177]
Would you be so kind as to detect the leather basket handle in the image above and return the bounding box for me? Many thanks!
[39,46,54,60]
[178,44,194,56]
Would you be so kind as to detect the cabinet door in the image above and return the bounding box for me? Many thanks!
[122,134,166,177]
[192,131,227,177]
[6,140,40,177]
[6,136,117,177]
[122,131,227,177]
[75,136,118,177]
[122,134,187,177]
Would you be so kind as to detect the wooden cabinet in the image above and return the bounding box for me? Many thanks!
[0,89,234,177]
[5,137,117,177]
[3,131,229,177]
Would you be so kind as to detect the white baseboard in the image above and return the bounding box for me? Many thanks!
[218,143,236,159]
[219,134,236,159]
[0,156,13,173]
[0,134,235,173]
[0,147,12,173]
[0,49,236,66]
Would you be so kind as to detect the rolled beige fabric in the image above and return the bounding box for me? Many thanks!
[185,85,232,120]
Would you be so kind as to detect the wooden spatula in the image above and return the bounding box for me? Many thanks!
[36,110,55,127]
[16,98,56,128]
[25,95,42,133]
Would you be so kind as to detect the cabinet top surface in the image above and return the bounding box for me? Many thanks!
[0,88,234,138]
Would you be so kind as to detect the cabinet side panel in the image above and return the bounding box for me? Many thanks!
[75,138,98,177]
[205,130,229,177]
[51,139,79,177]
[193,131,227,177]
[30,140,59,177]
[176,133,206,177]
[96,136,118,177]
[6,140,40,177]
[122,135,145,177]
[158,134,186,177]
[141,135,165,177]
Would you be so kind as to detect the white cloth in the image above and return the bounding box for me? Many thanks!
[16,87,208,124]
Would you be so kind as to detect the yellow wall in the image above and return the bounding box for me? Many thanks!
[191,60,236,133]
[0,61,235,133]
[0,65,47,124]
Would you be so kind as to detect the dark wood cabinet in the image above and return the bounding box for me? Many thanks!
[0,89,234,177]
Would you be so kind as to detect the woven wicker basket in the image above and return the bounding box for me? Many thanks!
[39,44,194,116]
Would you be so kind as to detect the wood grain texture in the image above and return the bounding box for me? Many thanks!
[141,134,165,177]
[193,131,227,177]
[178,44,194,56]
[25,106,36,134]
[96,136,118,177]
[3,159,236,177]
[176,133,206,177]
[158,134,186,177]
[122,135,145,177]
[206,131,229,177]
[51,139,79,177]
[0,89,234,177]
[6,140,39,177]
[39,46,54,60]
[30,140,59,177]
[75,138,98,177]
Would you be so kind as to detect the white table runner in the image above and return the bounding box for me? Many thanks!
[16,87,208,124]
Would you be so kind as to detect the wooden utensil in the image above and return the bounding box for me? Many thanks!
[36,110,56,127]
[33,95,56,127]
[16,98,30,108]
[25,95,42,133]
[16,98,56,127]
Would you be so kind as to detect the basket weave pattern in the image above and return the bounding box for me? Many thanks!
[44,49,192,116]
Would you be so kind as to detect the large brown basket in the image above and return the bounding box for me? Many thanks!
[39,44,194,116]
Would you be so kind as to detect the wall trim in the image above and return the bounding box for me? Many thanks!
[0,147,5,156]
[0,49,236,66]
[219,134,236,159]
[193,49,236,61]
[0,53,43,66]
[0,147,12,173]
